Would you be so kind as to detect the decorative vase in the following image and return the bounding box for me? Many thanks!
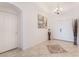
[74,19,78,45]
[48,29,51,40]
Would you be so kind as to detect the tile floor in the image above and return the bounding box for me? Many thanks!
[0,39,79,57]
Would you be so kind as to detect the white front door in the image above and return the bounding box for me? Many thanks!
[0,12,18,53]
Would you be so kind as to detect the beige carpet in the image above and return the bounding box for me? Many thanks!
[47,44,67,53]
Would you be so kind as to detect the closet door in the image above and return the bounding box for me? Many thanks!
[0,12,18,53]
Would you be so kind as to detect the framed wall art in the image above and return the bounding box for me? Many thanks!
[38,14,47,29]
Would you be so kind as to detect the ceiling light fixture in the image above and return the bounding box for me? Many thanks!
[54,3,63,15]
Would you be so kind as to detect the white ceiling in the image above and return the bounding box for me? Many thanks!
[36,2,79,14]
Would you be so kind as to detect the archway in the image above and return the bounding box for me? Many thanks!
[0,2,22,53]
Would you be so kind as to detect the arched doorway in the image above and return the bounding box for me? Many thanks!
[0,2,22,53]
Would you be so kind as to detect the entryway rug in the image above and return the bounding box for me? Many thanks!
[47,44,67,53]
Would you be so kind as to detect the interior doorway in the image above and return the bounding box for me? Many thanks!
[0,3,22,53]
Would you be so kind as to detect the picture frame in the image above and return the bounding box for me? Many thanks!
[38,14,47,29]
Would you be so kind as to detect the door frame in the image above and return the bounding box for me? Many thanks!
[0,10,22,50]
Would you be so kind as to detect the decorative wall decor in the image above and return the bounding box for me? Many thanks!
[38,14,47,29]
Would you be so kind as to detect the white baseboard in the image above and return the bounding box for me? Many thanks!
[52,38,74,43]
[22,39,47,51]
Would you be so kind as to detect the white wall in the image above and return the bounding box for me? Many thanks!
[48,15,74,41]
[9,2,79,50]
[10,2,48,50]
[48,3,79,42]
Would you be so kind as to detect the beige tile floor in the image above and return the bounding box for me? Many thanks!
[0,39,79,57]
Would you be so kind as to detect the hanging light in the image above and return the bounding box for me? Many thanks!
[54,3,63,15]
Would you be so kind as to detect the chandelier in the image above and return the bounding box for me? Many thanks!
[54,4,63,15]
